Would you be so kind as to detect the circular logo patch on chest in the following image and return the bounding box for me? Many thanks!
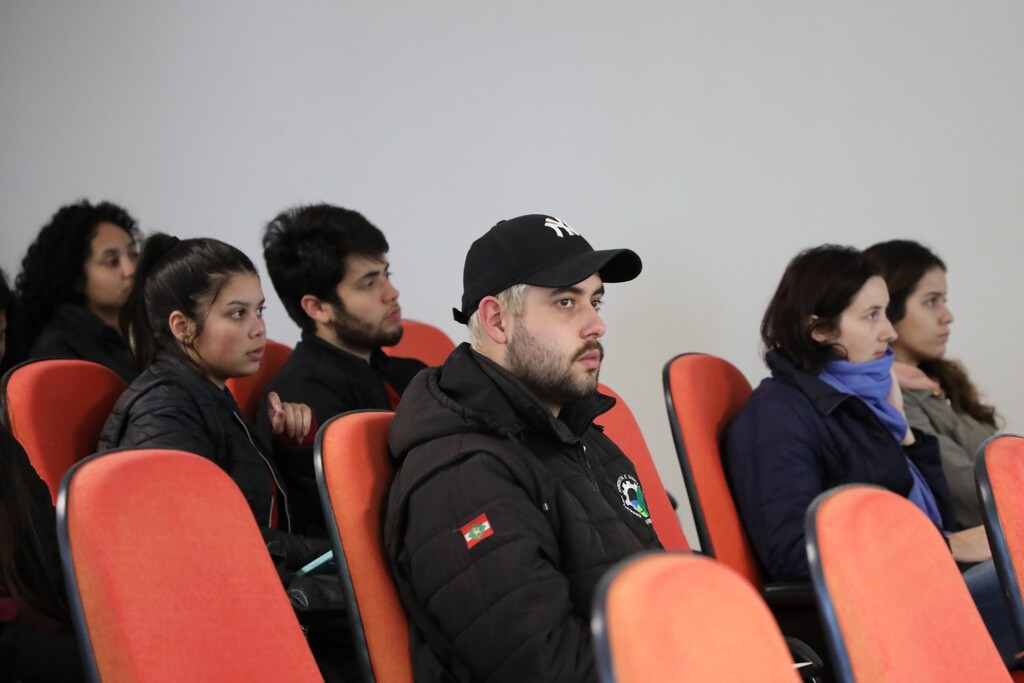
[616,473,651,520]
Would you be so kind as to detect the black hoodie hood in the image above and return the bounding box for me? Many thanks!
[388,343,615,465]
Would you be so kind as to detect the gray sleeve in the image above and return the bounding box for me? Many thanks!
[903,392,988,529]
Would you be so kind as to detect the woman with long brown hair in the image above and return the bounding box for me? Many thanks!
[865,239,997,529]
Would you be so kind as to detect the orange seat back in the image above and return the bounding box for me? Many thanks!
[315,410,412,683]
[977,434,1024,646]
[3,359,128,503]
[807,485,1013,683]
[592,552,801,683]
[225,338,293,422]
[383,319,455,367]
[59,448,322,682]
[595,383,690,551]
[662,353,760,585]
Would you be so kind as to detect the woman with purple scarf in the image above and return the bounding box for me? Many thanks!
[724,244,1016,664]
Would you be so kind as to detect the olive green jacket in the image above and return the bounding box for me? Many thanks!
[903,388,996,529]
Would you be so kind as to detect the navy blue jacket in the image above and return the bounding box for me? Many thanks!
[723,350,954,581]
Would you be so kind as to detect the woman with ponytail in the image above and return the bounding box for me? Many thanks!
[865,239,998,529]
[98,234,356,681]
[98,234,312,531]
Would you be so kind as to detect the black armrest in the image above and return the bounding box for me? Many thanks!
[762,581,816,607]
[763,582,831,681]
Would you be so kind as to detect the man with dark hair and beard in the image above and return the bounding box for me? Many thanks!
[260,203,425,536]
[384,214,662,682]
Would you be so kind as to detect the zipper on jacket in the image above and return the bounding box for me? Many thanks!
[234,412,291,531]
[580,443,601,494]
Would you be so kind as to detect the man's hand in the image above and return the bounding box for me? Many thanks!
[267,391,313,444]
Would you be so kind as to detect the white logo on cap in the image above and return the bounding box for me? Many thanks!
[544,217,580,238]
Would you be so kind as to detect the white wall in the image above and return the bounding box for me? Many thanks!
[3,1,1023,546]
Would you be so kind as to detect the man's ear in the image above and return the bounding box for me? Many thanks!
[300,295,333,325]
[168,310,196,344]
[478,296,511,345]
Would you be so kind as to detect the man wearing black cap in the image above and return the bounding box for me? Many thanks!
[384,214,662,682]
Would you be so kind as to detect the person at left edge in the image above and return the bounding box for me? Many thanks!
[1,269,84,682]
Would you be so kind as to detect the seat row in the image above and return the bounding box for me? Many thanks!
[6,335,1024,681]
[52,405,1024,683]
[664,353,1024,682]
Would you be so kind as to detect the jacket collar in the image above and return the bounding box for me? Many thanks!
[766,349,852,416]
[442,344,614,445]
[151,353,241,409]
[52,303,122,343]
[302,331,392,375]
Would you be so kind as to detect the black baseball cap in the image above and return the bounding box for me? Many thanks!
[453,214,642,324]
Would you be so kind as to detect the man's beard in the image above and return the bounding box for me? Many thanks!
[330,301,403,352]
[506,324,602,409]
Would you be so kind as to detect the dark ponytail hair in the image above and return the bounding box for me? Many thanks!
[761,244,883,373]
[124,235,258,369]
[865,239,997,428]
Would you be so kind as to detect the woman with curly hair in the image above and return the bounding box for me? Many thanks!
[865,239,998,529]
[9,200,140,381]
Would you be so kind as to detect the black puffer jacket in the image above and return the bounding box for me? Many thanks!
[97,355,288,528]
[29,304,138,382]
[384,344,662,683]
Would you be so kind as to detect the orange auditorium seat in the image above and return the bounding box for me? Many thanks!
[59,448,322,682]
[662,353,757,579]
[592,552,801,683]
[2,358,128,503]
[383,319,455,367]
[807,485,1022,683]
[663,352,826,675]
[596,382,689,551]
[315,410,412,683]
[976,434,1024,646]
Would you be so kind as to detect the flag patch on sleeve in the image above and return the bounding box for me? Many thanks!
[460,513,494,549]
